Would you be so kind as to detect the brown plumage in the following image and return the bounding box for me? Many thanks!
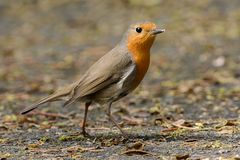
[21,21,165,136]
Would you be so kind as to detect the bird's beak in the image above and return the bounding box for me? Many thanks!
[151,28,165,35]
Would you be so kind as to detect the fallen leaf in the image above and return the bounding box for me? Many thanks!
[175,154,190,160]
[225,119,238,126]
[172,119,197,130]
[122,141,153,156]
[126,141,144,150]
[28,143,40,149]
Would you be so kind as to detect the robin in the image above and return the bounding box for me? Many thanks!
[21,21,165,136]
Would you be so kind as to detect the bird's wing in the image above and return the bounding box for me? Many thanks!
[64,46,136,105]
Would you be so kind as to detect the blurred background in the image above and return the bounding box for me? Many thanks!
[0,0,240,159]
[0,0,239,120]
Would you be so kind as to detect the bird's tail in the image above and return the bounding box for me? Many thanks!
[21,83,76,114]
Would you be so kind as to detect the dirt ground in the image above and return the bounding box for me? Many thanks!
[0,0,240,159]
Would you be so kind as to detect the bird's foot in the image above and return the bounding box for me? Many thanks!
[81,130,91,137]
[120,131,129,139]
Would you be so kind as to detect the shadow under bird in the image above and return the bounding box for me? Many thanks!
[21,21,165,136]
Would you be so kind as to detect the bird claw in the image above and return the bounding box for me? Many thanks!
[81,130,91,137]
[122,133,129,139]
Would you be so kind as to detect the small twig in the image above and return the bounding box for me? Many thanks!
[171,119,199,130]
[171,124,199,130]
[30,148,59,153]
[62,145,104,152]
[88,127,111,131]
[122,116,144,125]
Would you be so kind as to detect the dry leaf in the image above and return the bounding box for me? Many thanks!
[126,141,144,150]
[176,154,190,160]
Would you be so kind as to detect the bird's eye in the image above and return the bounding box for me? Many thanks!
[136,27,142,33]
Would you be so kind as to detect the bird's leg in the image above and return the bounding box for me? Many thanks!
[81,102,91,136]
[106,102,127,137]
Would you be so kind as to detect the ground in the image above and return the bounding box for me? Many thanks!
[0,0,240,159]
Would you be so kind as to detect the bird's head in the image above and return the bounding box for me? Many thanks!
[125,22,165,51]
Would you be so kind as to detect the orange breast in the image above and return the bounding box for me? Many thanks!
[132,51,150,89]
[127,44,151,90]
[127,32,156,90]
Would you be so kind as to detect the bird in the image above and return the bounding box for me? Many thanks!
[21,21,165,136]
